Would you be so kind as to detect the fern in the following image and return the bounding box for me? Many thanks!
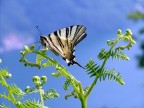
[43,89,59,100]
[36,54,45,65]
[83,86,90,95]
[42,59,58,68]
[0,69,25,106]
[111,50,129,60]
[0,104,10,108]
[65,90,78,100]
[63,79,71,90]
[17,29,135,108]
[17,99,48,108]
[68,74,80,88]
[51,71,63,78]
[99,69,124,85]
[97,48,108,60]
[42,61,53,68]
[0,93,9,101]
[7,84,25,100]
[24,86,38,94]
[85,59,101,77]
[0,68,8,77]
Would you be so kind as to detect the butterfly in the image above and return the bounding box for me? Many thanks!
[40,25,87,68]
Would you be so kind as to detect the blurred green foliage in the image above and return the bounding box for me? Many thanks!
[128,11,144,68]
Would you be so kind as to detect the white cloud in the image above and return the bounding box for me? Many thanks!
[0,33,34,53]
[0,1,35,53]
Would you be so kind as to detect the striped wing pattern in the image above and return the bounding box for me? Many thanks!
[40,25,87,68]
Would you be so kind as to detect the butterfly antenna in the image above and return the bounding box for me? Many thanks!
[73,61,85,69]
[36,26,42,35]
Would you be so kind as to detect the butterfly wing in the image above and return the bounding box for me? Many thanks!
[67,25,87,47]
[40,25,87,67]
[40,33,65,56]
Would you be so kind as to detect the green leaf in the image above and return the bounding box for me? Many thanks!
[63,79,70,90]
[99,69,124,85]
[8,84,25,100]
[85,59,101,77]
[111,50,129,60]
[51,71,62,78]
[36,54,45,65]
[42,89,59,100]
[0,103,10,108]
[65,90,78,100]
[97,48,108,60]
[17,99,48,108]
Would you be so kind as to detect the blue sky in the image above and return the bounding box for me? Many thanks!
[0,0,144,108]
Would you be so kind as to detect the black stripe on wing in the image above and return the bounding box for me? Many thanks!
[70,25,87,47]
[74,32,87,46]
[54,31,64,48]
[48,34,64,56]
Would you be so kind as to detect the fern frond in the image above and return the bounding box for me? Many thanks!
[63,79,70,90]
[85,59,101,77]
[65,90,78,100]
[42,59,58,68]
[0,103,10,108]
[83,86,90,95]
[0,93,8,100]
[42,89,59,101]
[111,50,129,60]
[8,84,25,100]
[68,74,80,88]
[19,57,41,69]
[0,68,8,77]
[99,69,124,85]
[42,62,53,68]
[97,48,108,60]
[36,54,45,65]
[51,71,62,78]
[24,86,38,94]
[17,99,48,108]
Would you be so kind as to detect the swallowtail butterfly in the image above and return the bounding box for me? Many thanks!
[40,25,87,68]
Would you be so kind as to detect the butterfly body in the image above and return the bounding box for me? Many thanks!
[40,25,87,68]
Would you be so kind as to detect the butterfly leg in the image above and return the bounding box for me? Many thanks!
[72,60,85,69]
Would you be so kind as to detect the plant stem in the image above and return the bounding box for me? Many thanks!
[85,77,99,98]
[80,97,87,108]
[39,88,44,107]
